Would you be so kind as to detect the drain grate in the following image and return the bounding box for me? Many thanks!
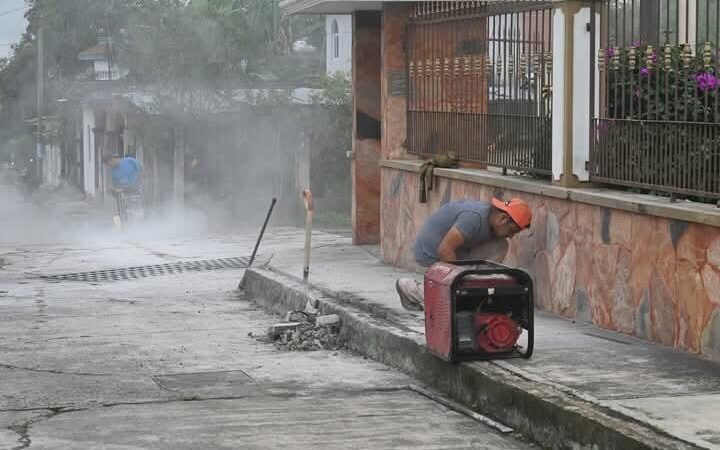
[42,256,262,283]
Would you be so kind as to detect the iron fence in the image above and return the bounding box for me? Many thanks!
[406,1,554,175]
[590,0,720,200]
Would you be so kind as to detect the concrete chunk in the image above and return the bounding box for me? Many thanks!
[267,322,302,340]
[304,299,319,315]
[316,314,340,327]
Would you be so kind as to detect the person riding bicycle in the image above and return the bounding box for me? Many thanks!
[104,153,144,227]
[104,153,142,192]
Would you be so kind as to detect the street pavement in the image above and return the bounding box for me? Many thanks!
[0,221,534,449]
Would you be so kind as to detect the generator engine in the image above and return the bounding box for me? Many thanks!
[424,261,534,362]
[455,311,521,354]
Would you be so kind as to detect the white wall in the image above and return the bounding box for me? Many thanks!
[552,6,600,182]
[571,7,599,182]
[326,15,352,76]
[42,145,62,187]
[551,8,565,181]
[82,104,96,197]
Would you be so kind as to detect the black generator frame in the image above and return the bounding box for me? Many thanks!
[447,259,534,362]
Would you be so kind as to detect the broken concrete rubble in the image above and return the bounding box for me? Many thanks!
[266,322,303,341]
[265,310,344,351]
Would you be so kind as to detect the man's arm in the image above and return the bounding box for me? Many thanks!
[436,226,466,262]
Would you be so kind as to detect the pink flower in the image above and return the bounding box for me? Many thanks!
[639,67,650,77]
[695,72,719,92]
[634,88,642,98]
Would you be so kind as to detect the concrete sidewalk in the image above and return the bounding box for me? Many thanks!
[243,238,720,450]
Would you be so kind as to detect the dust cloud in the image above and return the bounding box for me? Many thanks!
[0,2,351,248]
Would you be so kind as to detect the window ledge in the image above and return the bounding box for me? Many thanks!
[380,159,720,228]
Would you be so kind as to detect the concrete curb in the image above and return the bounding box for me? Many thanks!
[242,267,701,450]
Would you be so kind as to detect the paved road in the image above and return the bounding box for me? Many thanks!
[0,233,535,449]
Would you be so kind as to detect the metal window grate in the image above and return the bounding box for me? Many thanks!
[590,0,720,200]
[42,256,261,283]
[406,1,554,176]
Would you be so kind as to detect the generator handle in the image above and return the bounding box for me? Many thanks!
[451,259,511,270]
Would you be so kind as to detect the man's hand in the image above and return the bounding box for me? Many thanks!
[437,226,466,263]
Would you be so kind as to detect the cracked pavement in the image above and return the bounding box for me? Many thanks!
[0,228,535,449]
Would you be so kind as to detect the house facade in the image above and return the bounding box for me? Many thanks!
[281,0,720,361]
[76,40,130,200]
[325,15,352,75]
[77,38,127,82]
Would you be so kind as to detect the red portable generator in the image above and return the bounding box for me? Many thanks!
[424,260,534,362]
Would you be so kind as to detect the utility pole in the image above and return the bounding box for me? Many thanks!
[36,14,44,182]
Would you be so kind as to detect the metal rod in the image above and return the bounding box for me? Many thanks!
[590,1,597,178]
[302,189,314,283]
[36,13,44,183]
[248,197,276,268]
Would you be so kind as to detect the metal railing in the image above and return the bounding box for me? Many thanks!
[406,1,554,176]
[590,0,720,200]
[95,70,120,81]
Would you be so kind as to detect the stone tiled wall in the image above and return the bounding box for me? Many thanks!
[381,167,720,360]
[381,3,411,160]
[351,12,382,245]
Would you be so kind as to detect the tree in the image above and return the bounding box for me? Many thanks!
[0,0,135,125]
[0,0,328,151]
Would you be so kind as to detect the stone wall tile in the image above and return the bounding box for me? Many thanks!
[574,204,594,291]
[636,289,652,340]
[630,214,658,307]
[589,244,620,329]
[514,229,536,273]
[609,210,632,248]
[552,242,576,317]
[707,237,720,267]
[576,287,592,323]
[532,205,548,255]
[591,206,605,246]
[534,251,554,311]
[650,267,677,347]
[702,264,720,307]
[676,224,714,270]
[558,203,577,251]
[702,308,720,360]
[545,197,571,221]
[675,261,715,353]
[381,170,402,264]
[546,211,560,252]
[612,248,635,334]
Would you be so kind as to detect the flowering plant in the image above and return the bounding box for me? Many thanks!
[594,42,720,201]
[601,42,719,123]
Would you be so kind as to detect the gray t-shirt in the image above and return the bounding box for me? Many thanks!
[413,200,493,267]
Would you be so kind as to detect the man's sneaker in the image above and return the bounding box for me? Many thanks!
[396,278,424,311]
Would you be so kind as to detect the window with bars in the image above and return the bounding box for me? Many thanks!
[405,1,554,176]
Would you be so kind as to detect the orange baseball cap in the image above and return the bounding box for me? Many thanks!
[491,197,532,229]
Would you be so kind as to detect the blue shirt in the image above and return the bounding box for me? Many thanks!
[413,200,493,267]
[111,157,142,188]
